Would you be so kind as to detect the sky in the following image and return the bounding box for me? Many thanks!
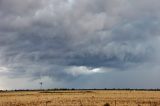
[0,0,160,90]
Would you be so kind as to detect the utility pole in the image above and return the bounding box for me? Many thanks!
[40,82,43,90]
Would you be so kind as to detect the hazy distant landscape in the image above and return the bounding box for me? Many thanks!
[0,89,160,106]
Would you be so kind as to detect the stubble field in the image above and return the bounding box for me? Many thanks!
[0,90,160,106]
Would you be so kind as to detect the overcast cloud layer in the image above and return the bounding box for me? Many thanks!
[0,0,160,89]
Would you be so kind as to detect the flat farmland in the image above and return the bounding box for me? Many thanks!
[0,90,160,106]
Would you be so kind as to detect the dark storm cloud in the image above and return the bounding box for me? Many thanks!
[0,0,160,81]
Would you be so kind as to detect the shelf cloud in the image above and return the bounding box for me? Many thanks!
[0,0,160,89]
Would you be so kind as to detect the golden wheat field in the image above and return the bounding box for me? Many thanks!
[0,90,160,106]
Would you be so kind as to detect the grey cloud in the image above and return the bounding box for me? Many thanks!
[0,0,160,86]
[0,0,43,15]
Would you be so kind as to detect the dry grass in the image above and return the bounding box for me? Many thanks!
[0,90,160,106]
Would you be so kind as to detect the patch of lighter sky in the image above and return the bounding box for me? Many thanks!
[66,66,111,76]
[0,66,9,73]
[68,0,74,4]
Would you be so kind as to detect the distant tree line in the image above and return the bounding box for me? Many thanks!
[1,88,160,92]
